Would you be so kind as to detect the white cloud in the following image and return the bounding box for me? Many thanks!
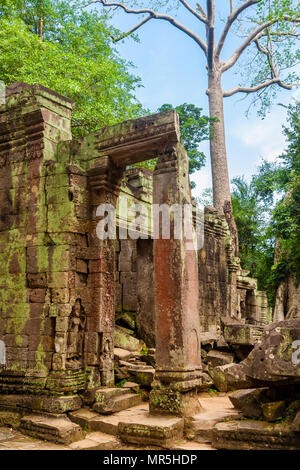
[231,110,287,163]
[191,161,212,200]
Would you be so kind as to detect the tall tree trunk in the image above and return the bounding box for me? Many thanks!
[207,67,239,257]
[39,17,44,41]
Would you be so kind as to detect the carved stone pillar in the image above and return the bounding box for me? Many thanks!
[88,157,124,386]
[149,144,202,417]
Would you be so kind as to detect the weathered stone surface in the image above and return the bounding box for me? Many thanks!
[116,312,136,330]
[118,414,184,448]
[122,382,140,393]
[199,332,218,347]
[114,327,141,352]
[136,239,155,348]
[69,431,120,450]
[0,411,21,428]
[224,323,264,346]
[68,408,99,431]
[150,387,202,418]
[20,414,83,444]
[206,350,234,368]
[291,410,300,431]
[150,145,202,416]
[246,320,300,381]
[93,393,142,415]
[186,395,241,443]
[261,401,286,422]
[0,394,82,414]
[212,420,300,450]
[209,363,257,392]
[229,388,270,418]
[114,347,134,361]
[130,368,155,387]
[197,372,214,391]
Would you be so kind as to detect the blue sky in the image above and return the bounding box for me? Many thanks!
[93,2,299,198]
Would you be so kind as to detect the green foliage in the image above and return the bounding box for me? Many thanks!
[231,176,275,302]
[133,103,211,186]
[237,0,300,117]
[140,345,149,356]
[232,101,300,305]
[158,103,211,174]
[115,379,127,388]
[0,1,144,135]
[195,187,213,208]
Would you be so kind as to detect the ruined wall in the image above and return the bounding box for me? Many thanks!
[0,84,181,397]
[274,275,300,322]
[116,185,273,340]
[0,83,121,395]
[198,207,229,333]
[0,83,79,394]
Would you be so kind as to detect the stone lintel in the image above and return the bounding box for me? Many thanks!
[83,110,180,167]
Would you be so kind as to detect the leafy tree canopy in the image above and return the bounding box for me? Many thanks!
[158,103,211,174]
[232,101,300,305]
[133,103,211,187]
[0,0,144,135]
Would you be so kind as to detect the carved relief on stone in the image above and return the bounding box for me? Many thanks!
[66,299,86,370]
[99,333,114,386]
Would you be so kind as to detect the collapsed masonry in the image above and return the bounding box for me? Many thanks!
[0,83,284,448]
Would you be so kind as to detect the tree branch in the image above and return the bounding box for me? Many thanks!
[216,0,259,59]
[95,0,208,53]
[196,3,207,20]
[179,0,207,24]
[223,78,298,97]
[109,15,153,42]
[222,15,300,72]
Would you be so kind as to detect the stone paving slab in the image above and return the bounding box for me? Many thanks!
[69,432,120,450]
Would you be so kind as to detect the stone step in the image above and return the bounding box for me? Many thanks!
[130,368,155,387]
[171,440,216,451]
[20,414,83,445]
[94,387,129,403]
[118,414,184,448]
[122,382,140,393]
[89,405,148,435]
[69,408,100,431]
[186,395,242,443]
[69,431,120,450]
[212,419,300,450]
[93,393,142,415]
[81,387,128,406]
[70,404,148,436]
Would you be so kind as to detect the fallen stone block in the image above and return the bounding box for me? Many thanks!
[69,408,99,431]
[212,419,300,450]
[291,410,300,431]
[261,401,286,422]
[93,393,142,414]
[118,414,184,448]
[114,348,134,361]
[69,431,120,450]
[229,388,270,418]
[224,323,264,346]
[20,414,83,445]
[206,350,234,368]
[122,382,140,393]
[114,327,141,352]
[130,368,155,387]
[209,363,258,392]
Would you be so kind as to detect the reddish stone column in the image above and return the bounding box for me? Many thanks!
[150,144,202,417]
[87,157,124,386]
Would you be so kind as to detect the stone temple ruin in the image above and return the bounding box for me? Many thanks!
[0,83,299,450]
